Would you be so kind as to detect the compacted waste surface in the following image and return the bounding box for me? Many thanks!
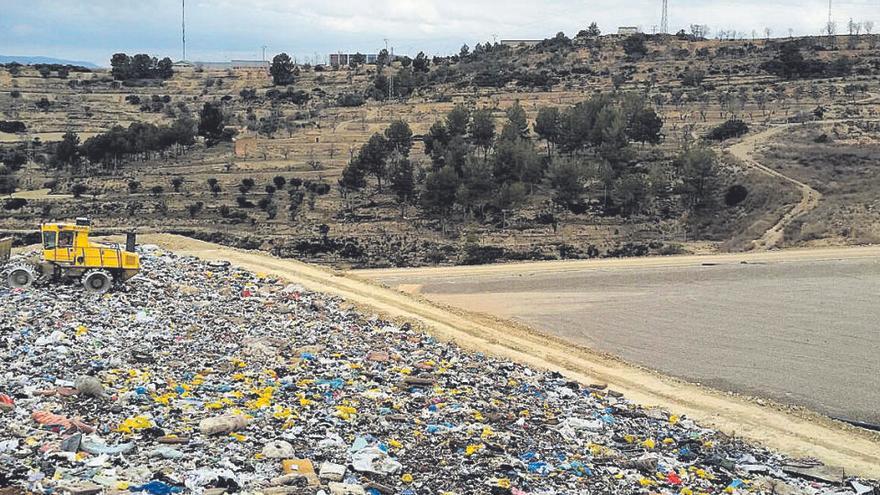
[0,246,875,494]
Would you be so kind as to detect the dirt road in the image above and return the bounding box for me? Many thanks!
[727,126,823,249]
[360,247,880,422]
[141,234,880,477]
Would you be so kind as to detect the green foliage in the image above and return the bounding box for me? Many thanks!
[456,157,494,215]
[388,158,415,206]
[337,93,365,107]
[71,183,88,198]
[503,102,530,141]
[676,146,719,210]
[358,133,391,189]
[4,198,27,210]
[627,107,663,145]
[0,121,26,133]
[385,120,413,156]
[110,53,173,80]
[266,87,309,105]
[534,107,561,155]
[339,159,367,193]
[613,173,650,216]
[492,138,540,185]
[421,166,460,217]
[680,68,706,87]
[187,201,204,218]
[198,102,226,143]
[54,131,80,168]
[548,159,584,208]
[706,119,749,141]
[761,41,852,79]
[76,119,195,168]
[413,52,430,73]
[622,34,648,58]
[446,105,470,136]
[270,53,296,86]
[469,109,496,151]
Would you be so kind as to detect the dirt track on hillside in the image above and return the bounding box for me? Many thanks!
[140,234,880,477]
[727,126,823,249]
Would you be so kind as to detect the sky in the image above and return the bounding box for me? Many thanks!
[1,0,878,66]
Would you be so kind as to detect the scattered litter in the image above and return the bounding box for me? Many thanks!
[0,249,875,493]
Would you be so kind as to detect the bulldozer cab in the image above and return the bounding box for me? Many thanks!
[41,222,91,264]
[40,218,140,275]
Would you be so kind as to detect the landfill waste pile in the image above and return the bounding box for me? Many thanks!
[1,247,877,495]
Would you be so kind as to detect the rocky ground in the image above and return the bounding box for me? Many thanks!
[0,248,876,495]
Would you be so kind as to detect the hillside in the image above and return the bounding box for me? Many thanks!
[1,32,879,268]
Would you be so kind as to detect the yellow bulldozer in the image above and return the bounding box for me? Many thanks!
[1,218,140,294]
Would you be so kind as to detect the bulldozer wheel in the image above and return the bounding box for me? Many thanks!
[82,270,113,294]
[7,265,37,289]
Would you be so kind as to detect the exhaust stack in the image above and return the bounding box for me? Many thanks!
[126,232,137,253]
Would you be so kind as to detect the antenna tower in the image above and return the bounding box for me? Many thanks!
[661,0,668,34]
[181,0,186,61]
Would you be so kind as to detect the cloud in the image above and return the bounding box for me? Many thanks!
[1,0,878,65]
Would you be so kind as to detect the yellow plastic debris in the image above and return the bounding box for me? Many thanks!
[401,473,414,484]
[465,443,484,456]
[335,405,357,420]
[480,426,494,440]
[116,415,152,433]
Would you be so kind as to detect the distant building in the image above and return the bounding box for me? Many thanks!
[329,53,379,66]
[617,27,641,36]
[500,39,543,48]
[230,60,269,70]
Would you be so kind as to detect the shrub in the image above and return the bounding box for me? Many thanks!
[4,198,27,210]
[706,119,749,141]
[337,93,365,107]
[724,185,749,206]
[71,184,88,198]
[0,121,26,133]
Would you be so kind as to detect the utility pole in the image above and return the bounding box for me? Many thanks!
[181,0,186,61]
[828,0,833,29]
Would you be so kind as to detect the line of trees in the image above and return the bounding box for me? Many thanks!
[52,119,195,171]
[110,53,174,81]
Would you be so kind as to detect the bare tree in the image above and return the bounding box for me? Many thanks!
[865,21,877,48]
[690,24,709,38]
[764,27,772,40]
